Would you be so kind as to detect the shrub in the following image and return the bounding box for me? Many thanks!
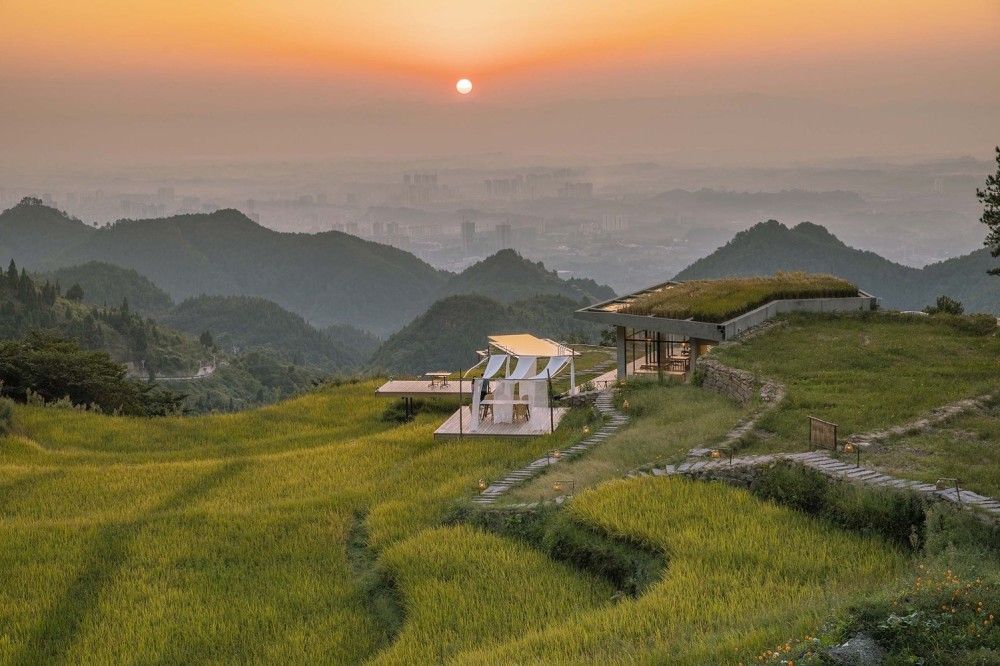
[752,460,927,550]
[0,397,13,434]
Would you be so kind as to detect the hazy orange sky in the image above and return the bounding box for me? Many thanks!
[2,0,998,161]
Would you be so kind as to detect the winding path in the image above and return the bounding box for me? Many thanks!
[471,389,626,506]
[627,449,1000,515]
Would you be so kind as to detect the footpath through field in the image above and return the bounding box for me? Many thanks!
[471,388,626,506]
[628,450,1000,515]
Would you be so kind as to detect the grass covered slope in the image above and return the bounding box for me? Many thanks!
[450,477,906,664]
[622,272,857,322]
[0,382,592,664]
[710,312,1000,451]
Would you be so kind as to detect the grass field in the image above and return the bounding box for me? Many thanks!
[451,477,907,664]
[0,382,590,664]
[710,313,1000,453]
[4,311,998,664]
[863,395,1000,499]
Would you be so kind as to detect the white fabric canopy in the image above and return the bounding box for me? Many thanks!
[482,354,508,379]
[529,356,569,381]
[507,356,537,380]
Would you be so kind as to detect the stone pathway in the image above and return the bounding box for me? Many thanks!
[471,389,627,506]
[626,450,1000,515]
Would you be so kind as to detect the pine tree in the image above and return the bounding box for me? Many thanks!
[6,260,18,289]
[980,146,1000,275]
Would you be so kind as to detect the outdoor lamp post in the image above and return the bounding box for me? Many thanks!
[709,448,733,465]
[553,480,575,495]
[843,442,860,467]
[935,477,961,503]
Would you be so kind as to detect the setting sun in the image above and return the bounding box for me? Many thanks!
[456,78,473,95]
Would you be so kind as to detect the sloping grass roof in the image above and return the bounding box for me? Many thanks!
[621,272,858,323]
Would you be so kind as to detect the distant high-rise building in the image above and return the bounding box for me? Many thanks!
[601,213,629,232]
[496,223,513,251]
[461,221,476,257]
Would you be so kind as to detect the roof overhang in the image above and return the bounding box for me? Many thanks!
[488,334,576,358]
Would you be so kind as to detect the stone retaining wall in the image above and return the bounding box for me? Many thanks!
[697,358,758,405]
[556,392,600,409]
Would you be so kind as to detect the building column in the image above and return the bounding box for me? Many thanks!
[686,338,699,383]
[616,326,627,380]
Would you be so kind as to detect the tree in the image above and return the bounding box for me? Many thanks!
[6,260,18,289]
[0,330,183,416]
[979,146,1000,275]
[923,295,964,316]
[199,330,214,348]
[65,283,84,301]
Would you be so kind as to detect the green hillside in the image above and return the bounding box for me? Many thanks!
[442,249,616,304]
[0,259,333,414]
[34,262,378,372]
[367,293,604,374]
[161,294,380,372]
[0,198,95,268]
[6,310,1000,663]
[52,209,447,334]
[39,261,175,316]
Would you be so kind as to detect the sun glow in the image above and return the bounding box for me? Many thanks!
[456,78,473,94]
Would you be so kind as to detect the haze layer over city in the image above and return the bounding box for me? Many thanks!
[2,0,998,292]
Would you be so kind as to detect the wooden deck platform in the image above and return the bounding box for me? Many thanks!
[375,380,471,400]
[434,407,568,440]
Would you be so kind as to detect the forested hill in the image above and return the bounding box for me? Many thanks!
[0,201,447,335]
[32,262,378,372]
[161,295,380,373]
[40,261,175,316]
[0,197,94,267]
[368,294,604,374]
[442,250,615,304]
[1,201,617,336]
[674,220,998,313]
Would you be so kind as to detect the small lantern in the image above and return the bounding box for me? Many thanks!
[843,442,860,466]
[583,425,590,435]
[933,478,961,502]
[478,478,487,493]
[553,481,563,493]
[553,449,561,459]
[709,449,722,460]
[622,400,630,410]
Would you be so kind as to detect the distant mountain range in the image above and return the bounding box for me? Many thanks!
[1,201,616,336]
[674,220,997,314]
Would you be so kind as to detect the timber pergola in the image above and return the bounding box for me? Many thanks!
[575,279,877,381]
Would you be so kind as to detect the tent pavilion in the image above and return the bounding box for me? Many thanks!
[374,333,576,439]
[427,334,576,439]
[463,335,576,433]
